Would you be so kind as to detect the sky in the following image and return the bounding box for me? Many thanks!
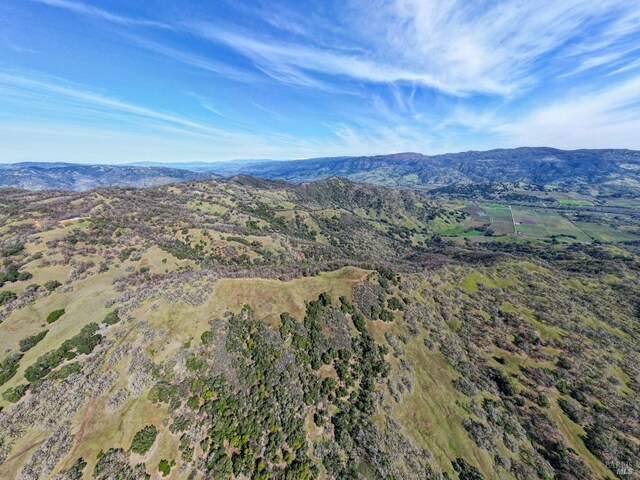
[0,0,639,163]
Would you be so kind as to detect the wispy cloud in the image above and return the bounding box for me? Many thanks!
[121,34,259,84]
[0,71,230,137]
[7,0,640,159]
[29,0,172,29]
[189,0,640,97]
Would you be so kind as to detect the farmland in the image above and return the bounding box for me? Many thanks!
[437,184,640,244]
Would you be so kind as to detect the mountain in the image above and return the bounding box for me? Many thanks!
[226,147,640,192]
[0,164,216,190]
[5,148,640,193]
[126,159,275,172]
[0,176,638,479]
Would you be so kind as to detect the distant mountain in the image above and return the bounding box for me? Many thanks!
[126,159,275,172]
[225,147,640,192]
[4,148,640,192]
[0,164,216,190]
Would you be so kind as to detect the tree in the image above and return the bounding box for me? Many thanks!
[452,458,484,480]
[130,425,158,455]
[44,280,62,291]
[0,291,16,306]
[47,308,66,324]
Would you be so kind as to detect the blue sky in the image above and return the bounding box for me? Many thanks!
[1,0,640,163]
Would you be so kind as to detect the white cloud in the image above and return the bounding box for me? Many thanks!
[29,0,172,29]
[494,75,640,149]
[0,71,231,137]
[191,0,640,97]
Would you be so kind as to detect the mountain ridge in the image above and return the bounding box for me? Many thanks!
[3,147,640,192]
[226,147,640,192]
[0,164,216,191]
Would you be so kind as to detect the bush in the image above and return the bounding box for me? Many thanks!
[103,310,120,325]
[0,291,16,306]
[339,296,355,314]
[49,362,82,380]
[130,425,158,455]
[158,459,174,476]
[24,323,102,382]
[47,309,66,324]
[379,309,394,322]
[1,243,24,257]
[17,271,33,282]
[201,331,214,345]
[452,457,484,480]
[2,384,28,403]
[558,397,583,424]
[387,296,404,311]
[0,353,22,386]
[44,280,62,292]
[493,370,518,396]
[318,292,332,307]
[19,330,48,352]
[352,313,366,333]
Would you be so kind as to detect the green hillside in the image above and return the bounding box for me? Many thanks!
[0,177,638,479]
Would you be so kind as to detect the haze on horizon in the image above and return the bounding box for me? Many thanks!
[1,0,640,164]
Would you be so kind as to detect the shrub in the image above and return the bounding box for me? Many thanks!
[339,296,355,314]
[318,292,331,307]
[49,362,82,380]
[1,243,24,257]
[379,309,394,322]
[130,425,158,455]
[0,353,22,386]
[44,280,62,291]
[452,458,484,480]
[2,384,28,403]
[387,296,404,311]
[158,459,174,476]
[17,271,33,282]
[493,370,518,396]
[201,331,214,345]
[103,310,120,325]
[24,323,102,382]
[19,330,48,352]
[0,291,16,306]
[47,309,66,324]
[558,397,583,424]
[352,313,366,333]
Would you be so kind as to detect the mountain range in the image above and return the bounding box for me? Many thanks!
[2,147,640,192]
[0,163,213,191]
[225,147,640,192]
[1,174,638,479]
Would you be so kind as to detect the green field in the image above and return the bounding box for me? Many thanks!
[558,199,593,206]
[508,207,589,241]
[575,221,639,242]
[482,204,514,235]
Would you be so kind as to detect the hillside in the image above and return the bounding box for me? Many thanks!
[0,164,215,191]
[0,177,639,479]
[225,148,640,193]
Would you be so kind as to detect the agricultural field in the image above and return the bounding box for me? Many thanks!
[439,194,640,244]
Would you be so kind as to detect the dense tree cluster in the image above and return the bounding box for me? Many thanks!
[24,323,102,382]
